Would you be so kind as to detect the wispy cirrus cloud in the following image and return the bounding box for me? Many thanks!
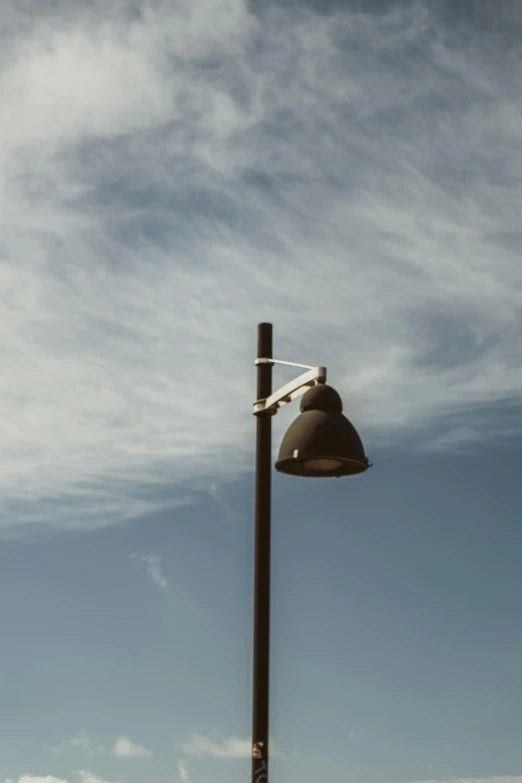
[76,773,119,783]
[176,731,286,759]
[2,0,522,537]
[177,760,191,783]
[129,553,168,589]
[45,730,104,757]
[5,777,69,783]
[177,732,250,758]
[6,767,136,783]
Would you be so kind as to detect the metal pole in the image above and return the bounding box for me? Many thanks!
[252,322,273,783]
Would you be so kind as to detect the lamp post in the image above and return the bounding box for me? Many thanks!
[251,323,372,783]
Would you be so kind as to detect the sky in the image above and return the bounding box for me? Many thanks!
[1,0,522,780]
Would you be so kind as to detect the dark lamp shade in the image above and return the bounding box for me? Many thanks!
[275,384,371,478]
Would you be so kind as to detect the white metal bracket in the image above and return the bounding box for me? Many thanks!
[253,358,327,415]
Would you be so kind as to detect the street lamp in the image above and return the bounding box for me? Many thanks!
[251,323,372,783]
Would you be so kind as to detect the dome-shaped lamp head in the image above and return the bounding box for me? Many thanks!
[275,383,371,478]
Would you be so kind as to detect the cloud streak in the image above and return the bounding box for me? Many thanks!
[177,761,191,783]
[5,777,69,783]
[76,773,118,783]
[129,553,168,589]
[45,730,104,757]
[176,731,285,759]
[2,0,522,536]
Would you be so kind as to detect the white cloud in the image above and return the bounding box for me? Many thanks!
[4,769,119,783]
[177,761,191,783]
[76,773,118,783]
[112,735,152,758]
[0,0,257,159]
[69,732,104,757]
[5,778,69,783]
[0,31,171,152]
[129,553,168,589]
[176,731,285,759]
[45,730,104,758]
[2,0,522,536]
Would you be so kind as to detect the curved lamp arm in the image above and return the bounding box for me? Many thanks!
[253,358,327,416]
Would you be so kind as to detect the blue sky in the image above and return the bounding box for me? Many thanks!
[1,0,522,781]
